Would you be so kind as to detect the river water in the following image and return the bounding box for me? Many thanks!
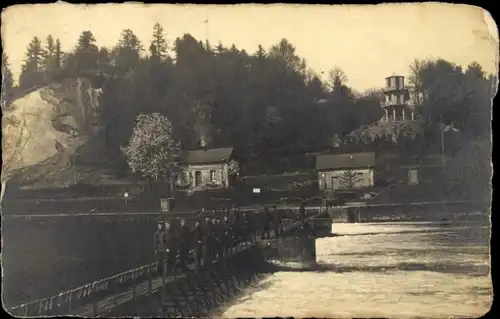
[221,214,491,318]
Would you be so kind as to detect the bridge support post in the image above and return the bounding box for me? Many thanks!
[148,266,153,293]
[68,291,73,313]
[92,300,97,317]
[132,276,137,301]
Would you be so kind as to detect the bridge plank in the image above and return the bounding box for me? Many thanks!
[72,241,258,317]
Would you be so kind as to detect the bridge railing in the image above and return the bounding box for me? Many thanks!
[7,216,301,317]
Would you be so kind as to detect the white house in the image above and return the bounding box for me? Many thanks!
[176,147,234,189]
[316,152,376,190]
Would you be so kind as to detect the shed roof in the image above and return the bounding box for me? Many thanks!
[180,147,233,165]
[316,152,376,171]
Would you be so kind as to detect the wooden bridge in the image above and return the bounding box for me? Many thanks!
[7,215,326,317]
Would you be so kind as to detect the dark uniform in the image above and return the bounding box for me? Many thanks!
[241,213,250,241]
[203,218,215,266]
[154,223,166,275]
[272,211,280,237]
[299,202,306,221]
[192,221,203,271]
[262,208,271,238]
[298,220,315,237]
[212,218,222,261]
[233,212,242,241]
[249,214,257,241]
[222,217,233,257]
[163,222,175,276]
[178,219,191,272]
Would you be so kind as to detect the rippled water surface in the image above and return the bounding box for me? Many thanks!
[222,218,491,318]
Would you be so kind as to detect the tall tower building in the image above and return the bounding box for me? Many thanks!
[382,75,415,122]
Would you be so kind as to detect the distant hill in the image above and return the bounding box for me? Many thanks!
[1,77,120,196]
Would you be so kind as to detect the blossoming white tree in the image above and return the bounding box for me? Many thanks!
[121,113,180,190]
[227,159,240,175]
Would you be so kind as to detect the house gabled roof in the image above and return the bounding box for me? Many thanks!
[179,147,234,165]
[316,152,376,171]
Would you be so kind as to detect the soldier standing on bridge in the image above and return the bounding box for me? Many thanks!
[262,207,271,238]
[163,222,175,276]
[154,222,166,275]
[224,208,230,222]
[213,218,224,261]
[178,218,191,272]
[232,211,241,241]
[241,212,250,241]
[203,218,215,266]
[298,219,315,237]
[299,200,306,221]
[271,211,279,237]
[221,216,233,266]
[192,221,203,271]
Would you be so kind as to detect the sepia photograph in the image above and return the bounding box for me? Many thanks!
[1,3,496,318]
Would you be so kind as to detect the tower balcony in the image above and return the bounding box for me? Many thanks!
[381,99,413,108]
[382,102,417,122]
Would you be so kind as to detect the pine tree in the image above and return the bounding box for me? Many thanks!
[215,42,226,55]
[55,38,63,69]
[1,53,15,108]
[19,36,45,90]
[113,29,143,70]
[71,31,99,74]
[42,35,58,82]
[255,44,266,59]
[149,23,168,61]
[339,169,363,189]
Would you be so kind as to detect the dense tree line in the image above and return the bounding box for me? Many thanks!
[408,58,494,138]
[2,24,494,173]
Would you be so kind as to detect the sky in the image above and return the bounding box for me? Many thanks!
[2,3,499,92]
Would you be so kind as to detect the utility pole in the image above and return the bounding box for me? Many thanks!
[440,115,445,167]
[204,11,209,48]
[72,133,77,185]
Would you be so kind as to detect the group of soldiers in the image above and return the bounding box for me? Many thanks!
[153,207,286,276]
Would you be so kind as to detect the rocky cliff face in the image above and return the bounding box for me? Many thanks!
[1,78,104,195]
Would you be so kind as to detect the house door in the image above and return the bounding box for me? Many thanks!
[195,171,202,186]
[331,177,340,190]
[408,169,418,185]
[320,175,327,190]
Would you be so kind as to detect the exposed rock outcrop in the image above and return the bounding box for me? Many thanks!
[1,78,104,197]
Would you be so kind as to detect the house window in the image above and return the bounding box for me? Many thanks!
[210,170,217,182]
[331,176,340,190]
[408,169,419,185]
